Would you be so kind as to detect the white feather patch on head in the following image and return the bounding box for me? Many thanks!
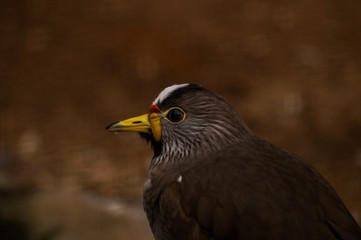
[177,175,182,183]
[153,83,189,105]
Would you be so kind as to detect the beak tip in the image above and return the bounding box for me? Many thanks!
[106,121,119,131]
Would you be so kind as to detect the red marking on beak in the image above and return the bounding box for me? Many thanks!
[150,105,161,114]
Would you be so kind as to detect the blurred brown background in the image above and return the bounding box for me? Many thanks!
[1,0,361,239]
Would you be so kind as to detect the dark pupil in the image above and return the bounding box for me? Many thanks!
[167,109,184,122]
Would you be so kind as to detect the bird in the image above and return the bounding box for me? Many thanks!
[106,83,361,239]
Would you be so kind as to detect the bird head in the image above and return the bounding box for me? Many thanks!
[107,84,253,164]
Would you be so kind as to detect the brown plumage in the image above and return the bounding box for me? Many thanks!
[107,84,361,239]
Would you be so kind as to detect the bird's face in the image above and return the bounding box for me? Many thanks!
[107,84,252,161]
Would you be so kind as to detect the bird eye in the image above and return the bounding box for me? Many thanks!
[166,108,185,123]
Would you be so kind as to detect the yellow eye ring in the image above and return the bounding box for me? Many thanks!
[164,107,186,123]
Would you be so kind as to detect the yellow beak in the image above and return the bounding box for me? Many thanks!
[106,112,162,142]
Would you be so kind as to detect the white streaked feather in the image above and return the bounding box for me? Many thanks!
[177,175,182,183]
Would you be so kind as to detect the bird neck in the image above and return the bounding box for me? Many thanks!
[149,127,254,171]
